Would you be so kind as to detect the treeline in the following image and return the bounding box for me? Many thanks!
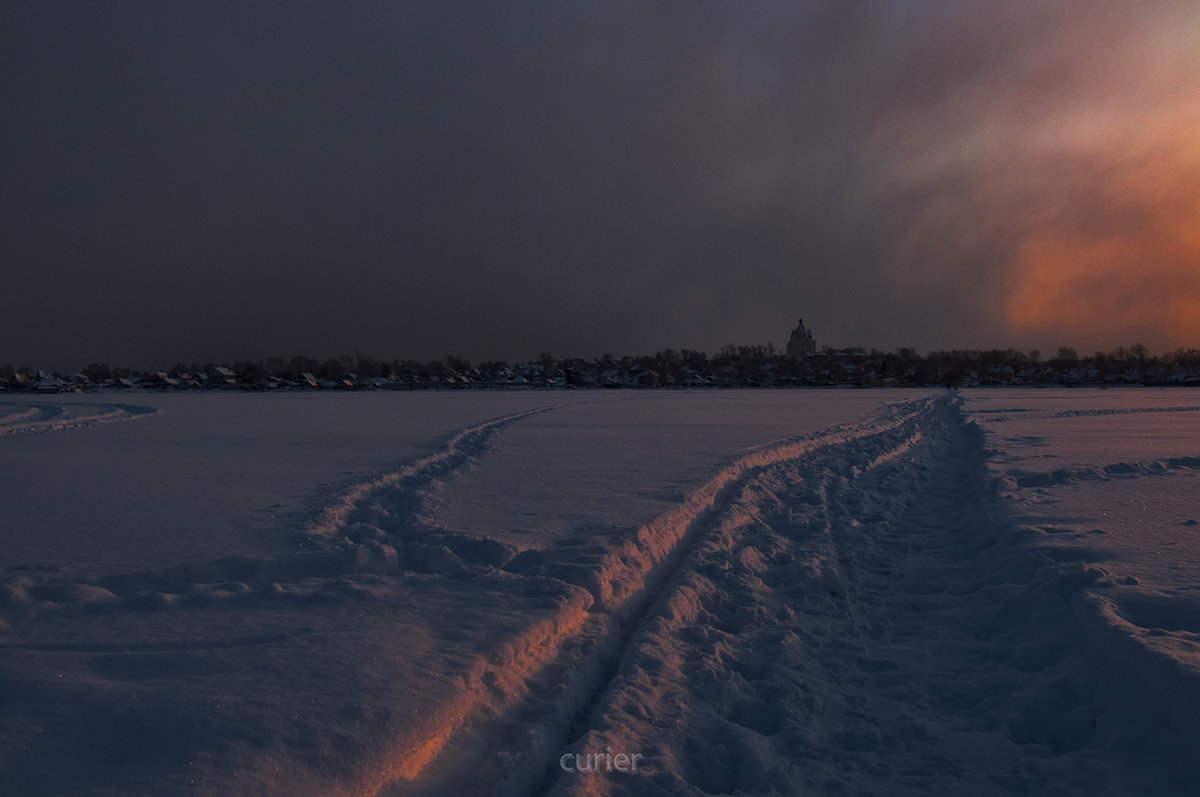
[632,344,1200,387]
[4,344,1200,390]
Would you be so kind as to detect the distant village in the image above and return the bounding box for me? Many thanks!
[5,320,1200,393]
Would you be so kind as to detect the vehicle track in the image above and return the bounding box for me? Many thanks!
[536,393,1020,797]
[387,396,944,796]
[0,406,560,627]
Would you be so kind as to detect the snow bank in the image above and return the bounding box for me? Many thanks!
[964,389,1200,794]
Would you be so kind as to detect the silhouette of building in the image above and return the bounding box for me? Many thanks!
[786,318,817,357]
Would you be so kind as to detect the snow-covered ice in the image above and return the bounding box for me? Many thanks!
[2,388,1198,796]
[0,392,560,573]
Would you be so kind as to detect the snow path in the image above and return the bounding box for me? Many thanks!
[1,405,589,797]
[0,406,560,627]
[0,400,156,435]
[305,405,563,569]
[388,397,943,795]
[537,395,1023,796]
[397,393,1200,796]
[5,391,1199,795]
[1,392,571,575]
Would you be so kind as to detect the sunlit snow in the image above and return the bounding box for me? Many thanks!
[2,388,1198,796]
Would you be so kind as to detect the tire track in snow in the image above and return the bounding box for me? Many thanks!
[0,405,560,627]
[539,399,939,797]
[0,401,158,436]
[308,406,560,539]
[388,396,943,796]
[535,393,1010,797]
[0,403,586,797]
[532,393,1200,796]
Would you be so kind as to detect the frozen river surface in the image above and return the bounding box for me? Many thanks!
[2,388,1198,796]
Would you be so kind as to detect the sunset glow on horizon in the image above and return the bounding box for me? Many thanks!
[1006,221,1200,355]
[3,1,1200,368]
[1001,123,1200,354]
[956,5,1200,356]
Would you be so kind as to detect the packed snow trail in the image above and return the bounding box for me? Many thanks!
[392,393,1200,796]
[1,406,581,797]
[385,397,941,796]
[539,395,1200,797]
[0,400,156,435]
[0,406,558,629]
[537,394,1023,796]
[6,392,1199,796]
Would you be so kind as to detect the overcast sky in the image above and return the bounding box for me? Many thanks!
[4,1,1199,370]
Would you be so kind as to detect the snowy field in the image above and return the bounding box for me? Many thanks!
[2,388,1199,796]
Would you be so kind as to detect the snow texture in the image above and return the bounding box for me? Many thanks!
[2,389,1198,796]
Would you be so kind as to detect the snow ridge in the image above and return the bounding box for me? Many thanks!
[0,401,157,436]
[973,403,1200,423]
[306,405,561,570]
[1007,454,1200,488]
[308,405,559,539]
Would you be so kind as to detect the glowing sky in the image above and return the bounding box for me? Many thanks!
[3,1,1199,369]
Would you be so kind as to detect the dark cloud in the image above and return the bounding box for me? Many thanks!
[4,1,1199,370]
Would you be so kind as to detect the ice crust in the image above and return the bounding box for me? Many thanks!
[2,388,1198,796]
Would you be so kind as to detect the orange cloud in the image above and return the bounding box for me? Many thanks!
[999,53,1200,354]
[1005,183,1200,351]
[923,4,1200,355]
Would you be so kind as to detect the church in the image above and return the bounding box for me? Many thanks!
[786,318,817,357]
